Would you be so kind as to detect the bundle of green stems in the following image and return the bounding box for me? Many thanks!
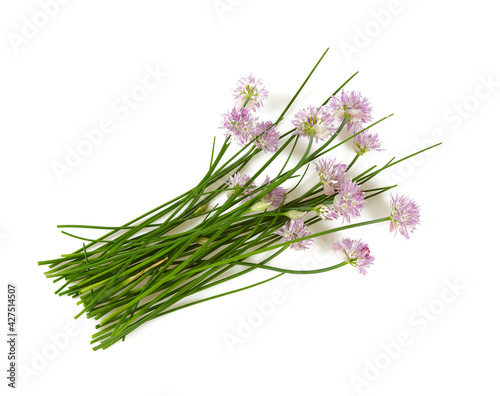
[39,49,439,350]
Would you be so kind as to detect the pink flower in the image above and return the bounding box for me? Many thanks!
[333,178,365,223]
[260,175,287,208]
[292,106,337,141]
[225,172,256,198]
[243,175,287,207]
[389,193,420,239]
[327,90,372,133]
[314,204,339,221]
[353,130,383,155]
[333,237,375,275]
[220,107,257,146]
[254,121,280,153]
[275,219,313,251]
[232,74,269,112]
[313,157,348,196]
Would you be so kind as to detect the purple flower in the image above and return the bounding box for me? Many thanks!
[275,219,313,251]
[389,193,421,239]
[292,105,336,141]
[327,90,373,133]
[225,172,256,198]
[313,157,348,196]
[260,175,287,208]
[333,178,365,223]
[314,204,339,221]
[220,107,257,146]
[254,121,280,153]
[332,237,375,275]
[232,74,269,112]
[353,130,383,155]
[242,175,287,206]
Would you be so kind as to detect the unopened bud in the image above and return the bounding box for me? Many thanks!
[194,202,210,214]
[196,237,210,245]
[249,201,272,212]
[284,210,307,219]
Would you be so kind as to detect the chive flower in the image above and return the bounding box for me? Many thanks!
[254,121,280,153]
[327,90,372,133]
[353,130,383,155]
[225,172,256,198]
[389,193,421,239]
[314,157,348,196]
[233,74,269,112]
[275,219,313,251]
[292,105,336,141]
[314,204,339,221]
[260,175,287,207]
[220,107,257,146]
[333,237,375,275]
[333,178,365,223]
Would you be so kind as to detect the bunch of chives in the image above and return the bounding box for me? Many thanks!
[39,49,440,350]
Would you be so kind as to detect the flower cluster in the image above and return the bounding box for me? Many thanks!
[275,219,313,251]
[312,156,365,223]
[333,178,365,223]
[353,129,383,155]
[290,91,373,144]
[314,204,339,221]
[223,82,418,277]
[314,157,348,196]
[389,193,421,239]
[232,74,269,112]
[220,75,279,152]
[327,90,373,133]
[290,90,381,156]
[333,238,375,276]
[225,172,256,198]
[292,105,336,141]
[220,107,256,146]
[254,121,280,153]
[227,173,288,210]
[260,175,287,208]
[327,90,383,155]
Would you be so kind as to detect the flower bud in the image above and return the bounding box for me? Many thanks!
[196,237,210,245]
[249,201,272,212]
[194,202,210,215]
[284,210,307,219]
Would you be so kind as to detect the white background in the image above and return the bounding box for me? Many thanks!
[1,1,499,395]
